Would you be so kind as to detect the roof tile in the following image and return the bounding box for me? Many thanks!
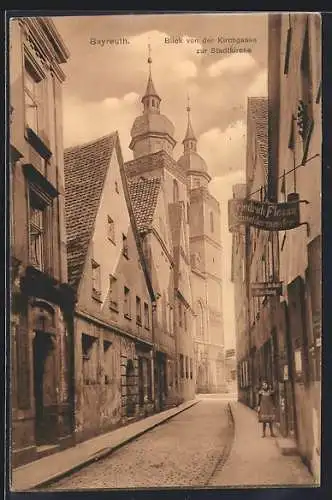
[127,177,161,231]
[64,133,117,289]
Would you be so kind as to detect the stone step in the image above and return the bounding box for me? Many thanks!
[275,437,299,456]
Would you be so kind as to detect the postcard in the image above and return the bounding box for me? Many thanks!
[8,12,321,491]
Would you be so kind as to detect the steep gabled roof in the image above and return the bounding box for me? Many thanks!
[64,133,117,290]
[127,177,161,231]
[247,97,268,176]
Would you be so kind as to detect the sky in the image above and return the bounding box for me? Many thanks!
[52,13,268,350]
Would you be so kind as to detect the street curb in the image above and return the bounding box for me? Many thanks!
[205,402,235,486]
[31,399,199,490]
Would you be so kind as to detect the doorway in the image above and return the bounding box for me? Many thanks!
[126,359,136,417]
[33,332,58,445]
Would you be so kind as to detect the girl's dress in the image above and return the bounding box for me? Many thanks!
[258,389,275,423]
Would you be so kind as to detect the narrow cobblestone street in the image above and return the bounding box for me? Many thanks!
[47,398,233,490]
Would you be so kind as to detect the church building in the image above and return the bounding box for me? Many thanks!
[125,51,226,395]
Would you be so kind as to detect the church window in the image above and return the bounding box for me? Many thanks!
[210,211,214,233]
[173,179,179,202]
[194,177,200,188]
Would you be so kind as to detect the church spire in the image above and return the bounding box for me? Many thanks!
[183,95,197,153]
[142,44,161,114]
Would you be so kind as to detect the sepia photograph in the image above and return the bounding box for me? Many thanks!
[8,11,321,491]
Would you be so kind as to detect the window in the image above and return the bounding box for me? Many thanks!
[190,358,193,379]
[24,62,40,134]
[268,239,274,281]
[136,296,142,324]
[193,177,200,189]
[144,302,149,329]
[115,181,119,193]
[180,354,184,378]
[109,275,118,311]
[184,309,187,331]
[124,286,131,318]
[169,305,173,335]
[122,234,129,258]
[187,202,190,224]
[210,211,214,233]
[82,334,98,385]
[173,179,179,202]
[103,340,112,384]
[24,57,47,139]
[92,260,101,300]
[29,190,46,270]
[179,303,182,327]
[107,216,115,243]
[186,356,189,379]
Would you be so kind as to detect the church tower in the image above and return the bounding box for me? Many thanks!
[178,101,225,393]
[125,49,196,408]
[129,46,176,159]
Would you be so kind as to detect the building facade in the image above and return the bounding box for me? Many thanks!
[10,18,75,467]
[231,13,321,482]
[230,183,249,404]
[64,133,155,441]
[269,12,321,481]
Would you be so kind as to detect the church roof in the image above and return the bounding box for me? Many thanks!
[64,133,118,289]
[130,113,175,142]
[143,74,160,100]
[183,115,196,142]
[178,151,209,174]
[128,177,161,231]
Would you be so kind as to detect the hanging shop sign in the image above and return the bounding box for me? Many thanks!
[228,197,300,232]
[251,281,283,297]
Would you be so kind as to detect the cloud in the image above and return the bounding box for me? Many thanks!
[207,53,258,77]
[246,68,268,97]
[62,94,138,160]
[198,120,247,177]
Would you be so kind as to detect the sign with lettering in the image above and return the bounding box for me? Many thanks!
[228,198,300,232]
[251,282,283,297]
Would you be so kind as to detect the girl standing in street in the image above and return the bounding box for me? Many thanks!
[257,380,276,437]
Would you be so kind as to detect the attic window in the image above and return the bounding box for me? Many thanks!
[122,234,129,258]
[92,259,101,301]
[107,216,115,243]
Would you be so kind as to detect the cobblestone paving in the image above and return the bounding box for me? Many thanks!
[48,399,232,489]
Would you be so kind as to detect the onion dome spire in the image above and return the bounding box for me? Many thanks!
[142,43,161,113]
[183,95,197,153]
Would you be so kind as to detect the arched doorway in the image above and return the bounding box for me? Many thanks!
[31,302,58,445]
